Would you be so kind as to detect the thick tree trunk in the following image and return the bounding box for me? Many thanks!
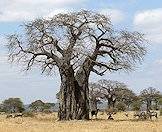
[75,62,92,120]
[58,67,77,120]
[57,57,93,120]
[76,78,90,119]
[58,65,90,120]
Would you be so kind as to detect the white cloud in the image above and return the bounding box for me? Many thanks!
[155,59,162,66]
[0,0,85,22]
[0,0,125,23]
[0,36,5,43]
[134,8,162,44]
[100,9,124,24]
[127,0,139,3]
[0,36,7,63]
[0,55,7,63]
[45,9,70,19]
[0,10,36,22]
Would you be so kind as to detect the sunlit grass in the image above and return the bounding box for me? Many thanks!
[0,112,161,132]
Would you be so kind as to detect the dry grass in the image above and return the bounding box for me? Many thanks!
[0,112,161,132]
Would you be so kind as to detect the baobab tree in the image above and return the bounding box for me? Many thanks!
[29,100,45,112]
[140,87,161,111]
[7,10,146,120]
[117,87,136,109]
[98,79,128,109]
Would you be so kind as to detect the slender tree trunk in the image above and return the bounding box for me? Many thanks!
[90,99,97,111]
[107,98,113,109]
[146,100,151,112]
[107,99,110,109]
[155,100,159,110]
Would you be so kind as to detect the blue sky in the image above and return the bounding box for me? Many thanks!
[0,0,162,104]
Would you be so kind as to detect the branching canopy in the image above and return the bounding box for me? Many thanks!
[140,87,161,102]
[7,10,146,75]
[98,79,128,101]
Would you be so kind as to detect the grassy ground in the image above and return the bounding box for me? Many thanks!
[0,112,161,132]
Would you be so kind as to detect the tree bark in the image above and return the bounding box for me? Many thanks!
[58,55,94,120]
[58,65,90,120]
[107,98,115,109]
[146,100,151,112]
[90,99,97,111]
[75,60,92,120]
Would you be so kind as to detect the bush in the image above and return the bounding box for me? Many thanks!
[116,102,126,111]
[22,111,35,117]
[43,109,52,114]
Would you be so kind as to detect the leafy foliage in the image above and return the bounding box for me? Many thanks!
[140,87,161,111]
[131,100,142,111]
[29,100,55,112]
[2,98,24,113]
[116,102,126,111]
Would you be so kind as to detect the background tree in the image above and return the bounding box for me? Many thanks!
[160,96,162,116]
[116,102,127,111]
[131,100,142,111]
[140,87,161,111]
[2,98,24,113]
[98,79,128,109]
[44,103,55,110]
[117,88,136,110]
[159,97,162,106]
[43,103,55,113]
[0,104,4,112]
[7,10,146,120]
[29,100,45,112]
[29,100,55,113]
[89,83,103,111]
[156,95,162,110]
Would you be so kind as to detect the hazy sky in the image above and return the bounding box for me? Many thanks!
[0,0,162,104]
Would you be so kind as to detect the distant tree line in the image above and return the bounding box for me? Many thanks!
[0,98,55,114]
[89,79,162,113]
[0,82,161,116]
